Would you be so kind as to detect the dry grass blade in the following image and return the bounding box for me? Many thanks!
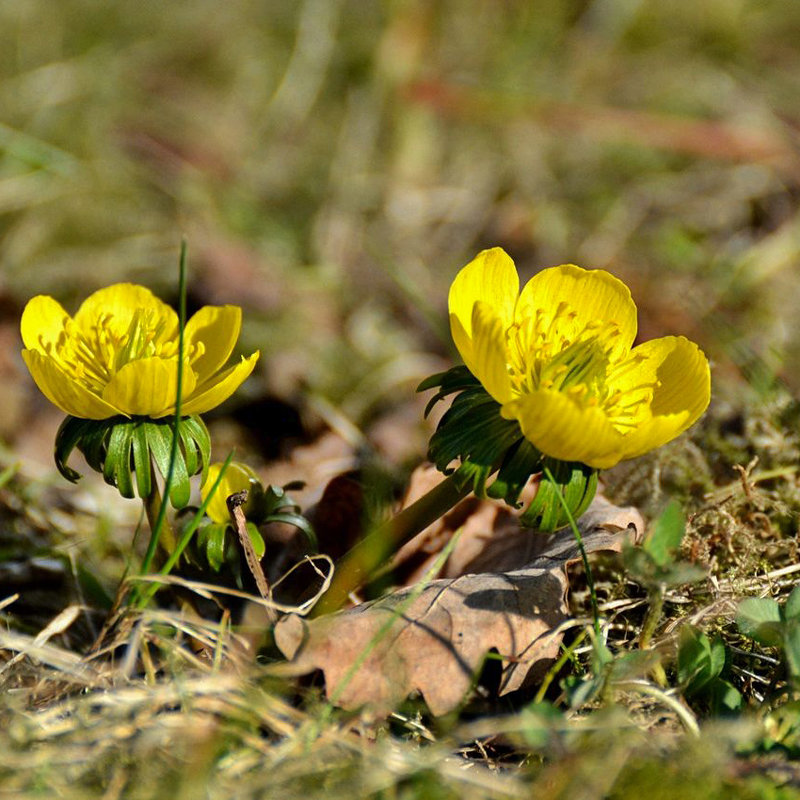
[128,555,333,616]
[0,627,102,685]
[0,605,93,687]
[0,593,20,612]
[228,489,273,608]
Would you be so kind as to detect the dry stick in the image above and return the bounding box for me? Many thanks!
[312,471,471,616]
[227,490,277,624]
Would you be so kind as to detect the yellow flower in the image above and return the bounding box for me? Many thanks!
[21,283,259,420]
[201,461,260,525]
[449,248,710,469]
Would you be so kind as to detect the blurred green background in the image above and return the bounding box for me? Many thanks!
[3,0,800,462]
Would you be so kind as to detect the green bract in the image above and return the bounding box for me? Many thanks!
[419,366,597,531]
[55,414,210,508]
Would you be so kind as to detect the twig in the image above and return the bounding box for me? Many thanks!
[227,490,277,624]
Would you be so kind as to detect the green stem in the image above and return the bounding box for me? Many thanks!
[533,628,587,704]
[543,465,600,638]
[133,475,175,614]
[639,585,664,651]
[141,470,176,563]
[640,583,668,686]
[313,470,472,616]
[134,455,233,609]
[138,240,187,579]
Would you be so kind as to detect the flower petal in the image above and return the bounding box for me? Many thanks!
[449,247,518,345]
[449,312,475,380]
[21,295,70,352]
[610,336,710,460]
[22,349,124,419]
[516,265,637,360]
[648,336,710,421]
[184,305,242,383]
[468,301,513,404]
[74,283,178,340]
[102,357,197,418]
[503,389,627,469]
[180,352,260,415]
[201,461,259,525]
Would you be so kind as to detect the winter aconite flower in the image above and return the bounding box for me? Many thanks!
[420,247,711,530]
[201,461,260,525]
[21,283,259,420]
[448,248,710,469]
[197,460,316,574]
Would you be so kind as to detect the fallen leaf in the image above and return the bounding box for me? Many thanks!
[275,491,643,715]
[261,431,358,511]
[307,473,365,563]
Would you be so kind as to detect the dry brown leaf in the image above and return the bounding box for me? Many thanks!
[275,492,643,715]
[260,431,358,511]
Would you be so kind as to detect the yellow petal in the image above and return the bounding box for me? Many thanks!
[468,301,513,404]
[619,412,694,462]
[647,336,710,422]
[503,389,627,469]
[101,357,197,418]
[180,351,260,415]
[20,295,70,351]
[201,461,259,524]
[184,305,242,383]
[449,311,476,379]
[22,349,124,419]
[610,336,710,460]
[74,283,178,340]
[516,265,637,360]
[449,247,519,341]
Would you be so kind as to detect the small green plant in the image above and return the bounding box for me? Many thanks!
[625,500,706,592]
[321,248,713,612]
[18,243,263,603]
[624,501,706,680]
[736,585,800,687]
[677,626,742,714]
[196,461,316,580]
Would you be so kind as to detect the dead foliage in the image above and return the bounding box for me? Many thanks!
[276,469,643,714]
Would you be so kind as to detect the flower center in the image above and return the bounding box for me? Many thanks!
[506,301,656,433]
[114,309,172,369]
[43,309,203,393]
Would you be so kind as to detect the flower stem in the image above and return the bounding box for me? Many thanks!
[639,585,664,651]
[133,479,175,604]
[313,470,472,616]
[141,468,176,566]
[640,583,668,686]
[134,455,233,610]
[137,240,187,589]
